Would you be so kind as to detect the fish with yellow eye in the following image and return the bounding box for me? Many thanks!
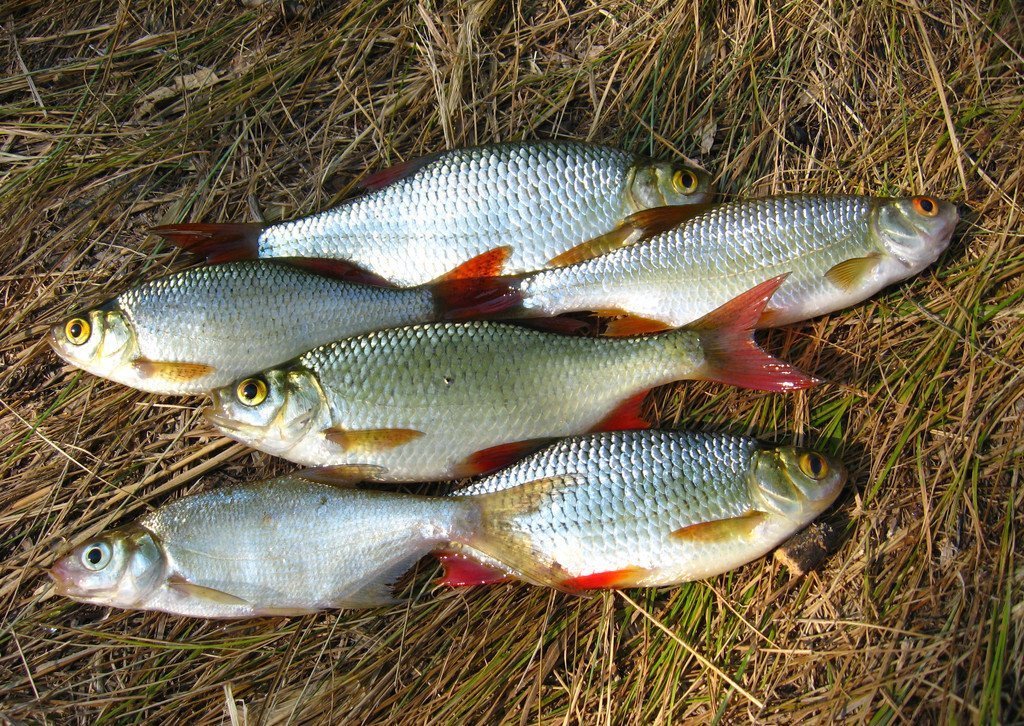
[152,141,713,286]
[48,431,846,617]
[444,194,959,331]
[48,253,523,395]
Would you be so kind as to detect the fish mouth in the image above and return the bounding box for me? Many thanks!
[203,409,249,436]
[48,327,76,365]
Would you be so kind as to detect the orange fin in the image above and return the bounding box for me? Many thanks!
[514,314,599,336]
[281,257,397,288]
[690,275,818,392]
[591,390,651,432]
[671,511,767,542]
[756,306,783,328]
[562,566,647,590]
[357,151,444,192]
[452,438,558,478]
[824,254,881,292]
[322,427,424,453]
[437,246,512,281]
[548,204,710,267]
[602,314,673,337]
[294,464,387,485]
[151,223,264,263]
[132,358,215,383]
[434,550,513,587]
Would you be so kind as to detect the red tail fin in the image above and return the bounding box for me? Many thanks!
[151,223,264,263]
[690,275,819,392]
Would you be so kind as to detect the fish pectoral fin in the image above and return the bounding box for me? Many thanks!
[294,464,388,486]
[824,254,881,292]
[451,438,559,478]
[322,427,424,454]
[670,511,768,543]
[548,204,710,267]
[561,566,649,591]
[132,358,215,383]
[167,576,250,607]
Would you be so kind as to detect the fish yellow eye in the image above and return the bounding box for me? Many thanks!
[81,541,111,571]
[672,169,698,193]
[912,196,939,217]
[799,452,829,480]
[236,377,268,406]
[65,318,91,345]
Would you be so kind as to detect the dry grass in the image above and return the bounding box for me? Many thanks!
[1,1,1022,723]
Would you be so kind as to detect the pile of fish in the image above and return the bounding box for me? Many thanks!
[47,141,957,618]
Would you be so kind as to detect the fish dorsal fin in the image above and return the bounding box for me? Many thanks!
[322,427,424,454]
[824,254,881,292]
[451,438,559,478]
[435,246,512,281]
[548,204,711,267]
[132,358,215,383]
[292,465,387,486]
[357,151,446,192]
[670,511,767,543]
[150,223,264,263]
[281,257,398,288]
[167,575,250,606]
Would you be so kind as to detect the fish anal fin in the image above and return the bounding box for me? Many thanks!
[322,427,424,454]
[562,566,648,590]
[150,223,264,263]
[357,151,444,192]
[671,511,768,543]
[434,550,513,587]
[281,257,397,288]
[602,314,673,337]
[591,390,651,432]
[167,576,250,607]
[824,254,881,292]
[548,203,710,267]
[451,438,558,478]
[689,275,819,391]
[133,358,215,383]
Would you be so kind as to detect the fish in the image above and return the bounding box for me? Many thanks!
[48,431,846,617]
[444,195,958,331]
[203,276,816,481]
[47,252,522,395]
[150,141,713,286]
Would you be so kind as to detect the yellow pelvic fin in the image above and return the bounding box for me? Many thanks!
[824,254,881,292]
[670,511,768,543]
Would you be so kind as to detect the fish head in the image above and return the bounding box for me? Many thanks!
[206,367,327,455]
[872,196,958,271]
[630,160,712,208]
[49,303,139,383]
[750,446,846,522]
[49,525,166,608]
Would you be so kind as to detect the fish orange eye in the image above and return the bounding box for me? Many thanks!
[672,169,698,193]
[236,377,268,406]
[65,318,91,345]
[912,196,939,217]
[799,452,829,480]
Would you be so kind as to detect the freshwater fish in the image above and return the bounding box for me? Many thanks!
[47,253,512,395]
[204,276,816,481]
[49,431,846,617]
[446,195,958,330]
[151,141,712,286]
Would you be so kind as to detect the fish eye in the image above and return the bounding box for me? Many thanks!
[912,196,938,217]
[236,377,268,406]
[65,318,91,345]
[799,452,829,480]
[81,541,112,571]
[672,169,698,193]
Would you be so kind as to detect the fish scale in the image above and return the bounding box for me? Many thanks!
[252,142,710,285]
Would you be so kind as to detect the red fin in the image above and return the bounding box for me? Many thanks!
[562,567,647,590]
[602,314,673,337]
[591,390,651,432]
[281,257,397,288]
[514,314,598,336]
[452,438,558,478]
[151,223,264,263]
[434,551,512,587]
[690,275,819,392]
[357,152,444,192]
[431,275,524,321]
[437,247,512,281]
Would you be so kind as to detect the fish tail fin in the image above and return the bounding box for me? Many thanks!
[686,275,819,392]
[151,223,265,263]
